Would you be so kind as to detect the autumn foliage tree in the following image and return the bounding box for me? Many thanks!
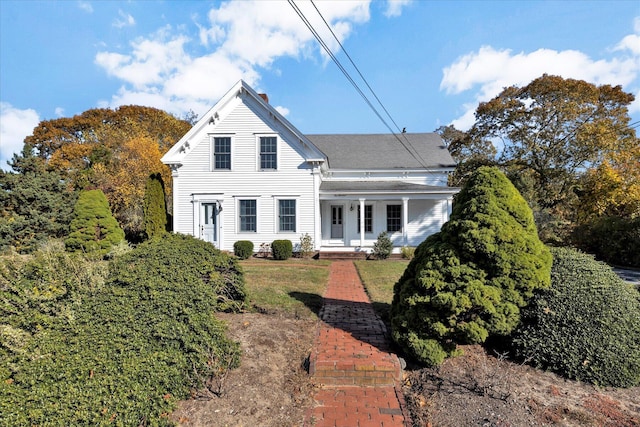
[16,105,191,240]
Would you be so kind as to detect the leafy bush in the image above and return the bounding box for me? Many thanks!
[509,247,640,387]
[391,167,552,367]
[143,173,168,240]
[401,246,415,260]
[65,189,125,256]
[298,233,314,258]
[234,240,254,260]
[0,234,246,425]
[272,239,293,260]
[372,231,393,259]
[572,216,640,268]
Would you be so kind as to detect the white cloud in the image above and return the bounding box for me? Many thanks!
[275,106,290,117]
[95,1,374,117]
[54,107,65,117]
[0,103,40,171]
[384,0,412,18]
[78,1,93,13]
[441,19,640,130]
[113,10,135,29]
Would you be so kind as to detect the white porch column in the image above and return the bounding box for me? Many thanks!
[313,168,322,250]
[359,198,365,248]
[402,197,409,246]
[170,165,180,233]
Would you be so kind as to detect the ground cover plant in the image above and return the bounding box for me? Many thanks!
[391,166,552,367]
[509,246,640,387]
[0,234,245,426]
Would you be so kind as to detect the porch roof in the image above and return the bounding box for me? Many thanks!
[319,180,459,196]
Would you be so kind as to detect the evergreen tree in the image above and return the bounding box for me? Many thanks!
[65,189,124,256]
[391,167,552,366]
[143,173,168,240]
[0,146,78,253]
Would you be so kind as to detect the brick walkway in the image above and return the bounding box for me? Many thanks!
[305,261,408,427]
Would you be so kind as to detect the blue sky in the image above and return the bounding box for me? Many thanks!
[1,0,639,170]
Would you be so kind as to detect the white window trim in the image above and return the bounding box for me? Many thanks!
[385,202,403,234]
[273,196,299,234]
[235,197,260,233]
[255,134,279,171]
[357,203,374,234]
[210,134,234,171]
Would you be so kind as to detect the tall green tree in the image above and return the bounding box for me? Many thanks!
[143,173,168,240]
[65,189,124,256]
[391,167,551,367]
[0,146,78,253]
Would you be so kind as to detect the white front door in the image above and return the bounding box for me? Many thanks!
[200,202,218,246]
[330,205,344,239]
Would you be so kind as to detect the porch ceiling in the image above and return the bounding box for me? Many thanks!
[319,180,459,197]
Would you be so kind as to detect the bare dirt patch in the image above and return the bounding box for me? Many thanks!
[171,311,318,427]
[170,313,639,427]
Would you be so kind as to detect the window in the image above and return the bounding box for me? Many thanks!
[239,200,257,232]
[260,136,277,169]
[279,199,296,232]
[387,204,402,232]
[357,205,373,233]
[213,137,231,170]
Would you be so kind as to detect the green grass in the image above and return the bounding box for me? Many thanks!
[354,260,408,322]
[241,259,331,318]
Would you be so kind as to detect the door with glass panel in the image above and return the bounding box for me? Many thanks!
[330,205,344,239]
[200,202,218,246]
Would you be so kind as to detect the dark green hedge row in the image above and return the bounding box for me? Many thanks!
[509,247,640,387]
[1,234,246,425]
[572,216,640,268]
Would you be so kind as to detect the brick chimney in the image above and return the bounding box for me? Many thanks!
[258,93,269,103]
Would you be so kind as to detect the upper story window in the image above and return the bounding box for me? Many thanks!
[239,199,257,232]
[279,199,296,232]
[259,136,277,170]
[387,204,402,232]
[357,204,373,233]
[213,137,231,170]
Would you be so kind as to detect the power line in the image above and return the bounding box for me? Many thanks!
[288,0,438,174]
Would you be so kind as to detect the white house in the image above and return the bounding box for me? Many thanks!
[161,80,458,255]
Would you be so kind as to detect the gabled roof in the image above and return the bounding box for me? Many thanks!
[161,79,326,165]
[306,133,455,170]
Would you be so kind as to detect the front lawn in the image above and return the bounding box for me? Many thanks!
[241,259,331,318]
[354,260,408,322]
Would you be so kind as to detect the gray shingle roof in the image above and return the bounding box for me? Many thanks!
[306,133,455,170]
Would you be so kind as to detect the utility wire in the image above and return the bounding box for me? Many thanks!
[289,0,438,174]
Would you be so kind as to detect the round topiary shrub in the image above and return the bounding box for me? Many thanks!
[233,240,254,260]
[271,239,293,260]
[509,247,640,387]
[391,166,552,367]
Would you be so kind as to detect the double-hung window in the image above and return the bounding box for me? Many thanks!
[279,199,296,232]
[357,205,373,233]
[259,136,277,170]
[239,200,257,232]
[213,137,231,170]
[387,204,402,232]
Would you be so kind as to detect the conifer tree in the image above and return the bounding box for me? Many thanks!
[143,173,168,240]
[65,189,124,256]
[391,167,552,366]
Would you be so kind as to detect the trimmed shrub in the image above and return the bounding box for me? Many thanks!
[391,167,552,367]
[401,246,415,260]
[572,216,640,268]
[143,173,168,240]
[234,240,254,260]
[509,247,640,387]
[65,189,125,256]
[372,231,393,259]
[0,233,245,425]
[272,239,293,260]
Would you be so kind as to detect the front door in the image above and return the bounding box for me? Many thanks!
[200,202,217,246]
[330,205,344,239]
